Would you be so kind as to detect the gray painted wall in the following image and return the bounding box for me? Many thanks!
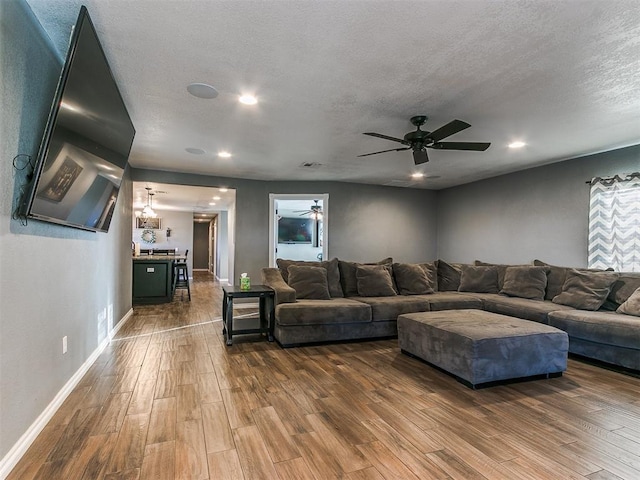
[131,170,439,283]
[437,145,640,266]
[0,0,133,461]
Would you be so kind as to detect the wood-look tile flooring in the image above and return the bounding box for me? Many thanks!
[8,272,640,479]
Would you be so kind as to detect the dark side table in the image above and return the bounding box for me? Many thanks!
[221,285,275,346]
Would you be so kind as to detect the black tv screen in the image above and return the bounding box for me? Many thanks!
[19,6,135,232]
[278,217,313,244]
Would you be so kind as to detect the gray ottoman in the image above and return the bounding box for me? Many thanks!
[398,309,568,388]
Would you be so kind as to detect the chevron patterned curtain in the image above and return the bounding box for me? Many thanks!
[588,172,640,272]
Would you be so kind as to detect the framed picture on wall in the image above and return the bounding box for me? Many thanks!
[136,217,162,229]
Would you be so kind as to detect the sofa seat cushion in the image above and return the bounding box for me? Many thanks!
[548,310,640,349]
[479,294,575,324]
[276,298,371,326]
[350,295,431,322]
[422,292,483,311]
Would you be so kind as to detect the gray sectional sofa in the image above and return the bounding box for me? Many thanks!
[261,257,640,371]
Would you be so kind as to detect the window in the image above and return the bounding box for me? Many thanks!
[588,172,640,272]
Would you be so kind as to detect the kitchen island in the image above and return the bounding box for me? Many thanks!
[132,254,186,304]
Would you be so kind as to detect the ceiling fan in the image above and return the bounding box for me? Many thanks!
[359,115,491,165]
[294,200,322,217]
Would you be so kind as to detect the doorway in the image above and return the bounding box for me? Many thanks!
[192,221,210,271]
[269,194,329,266]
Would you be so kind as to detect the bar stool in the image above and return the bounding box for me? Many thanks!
[173,250,191,301]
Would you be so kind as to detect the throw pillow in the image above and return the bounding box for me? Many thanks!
[287,265,331,300]
[617,286,640,317]
[500,266,548,300]
[356,264,397,297]
[339,257,393,297]
[437,260,463,291]
[393,263,434,295]
[458,265,499,294]
[602,273,640,311]
[475,260,529,290]
[534,259,615,301]
[420,261,438,291]
[552,269,619,310]
[277,257,343,298]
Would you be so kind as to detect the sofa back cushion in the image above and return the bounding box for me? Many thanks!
[339,257,393,296]
[458,265,499,294]
[617,286,640,317]
[475,260,530,290]
[534,259,614,301]
[287,265,331,300]
[277,257,343,298]
[552,269,619,310]
[437,260,464,291]
[356,264,397,297]
[393,263,435,295]
[500,266,548,300]
[603,273,640,310]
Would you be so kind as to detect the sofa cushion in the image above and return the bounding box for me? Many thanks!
[500,266,548,301]
[275,298,372,326]
[350,295,431,322]
[458,265,499,294]
[356,264,397,297]
[548,310,640,350]
[261,268,296,304]
[339,257,393,297]
[603,273,640,310]
[287,265,331,300]
[617,286,640,317]
[277,257,343,298]
[534,259,614,301]
[479,294,575,324]
[552,270,619,311]
[393,263,434,295]
[422,292,484,311]
[437,260,463,291]
[474,260,529,290]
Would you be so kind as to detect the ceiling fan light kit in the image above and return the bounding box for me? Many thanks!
[359,115,491,165]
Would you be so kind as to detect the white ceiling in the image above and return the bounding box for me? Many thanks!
[133,182,234,216]
[27,0,640,191]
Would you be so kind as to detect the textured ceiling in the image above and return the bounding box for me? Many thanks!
[27,0,640,191]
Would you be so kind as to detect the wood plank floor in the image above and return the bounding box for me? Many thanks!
[8,272,640,479]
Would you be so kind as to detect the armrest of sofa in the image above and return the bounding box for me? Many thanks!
[262,268,296,305]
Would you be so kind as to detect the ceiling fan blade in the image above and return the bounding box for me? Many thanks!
[358,147,411,157]
[363,132,407,144]
[430,141,491,151]
[427,119,471,142]
[413,149,429,165]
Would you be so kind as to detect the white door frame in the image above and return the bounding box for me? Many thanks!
[269,193,329,267]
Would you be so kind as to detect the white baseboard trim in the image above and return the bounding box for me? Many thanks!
[0,308,134,479]
[216,277,229,285]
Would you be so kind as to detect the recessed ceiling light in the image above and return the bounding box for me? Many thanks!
[209,202,216,206]
[218,151,232,158]
[239,94,257,105]
[213,196,221,200]
[508,141,527,149]
[187,83,219,99]
[186,147,206,155]
[219,188,228,192]
[411,173,425,179]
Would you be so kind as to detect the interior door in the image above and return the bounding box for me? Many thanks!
[269,194,328,266]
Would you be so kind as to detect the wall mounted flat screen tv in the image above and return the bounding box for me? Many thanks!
[278,217,313,244]
[18,6,135,233]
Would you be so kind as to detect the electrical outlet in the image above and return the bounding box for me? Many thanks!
[62,336,68,354]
